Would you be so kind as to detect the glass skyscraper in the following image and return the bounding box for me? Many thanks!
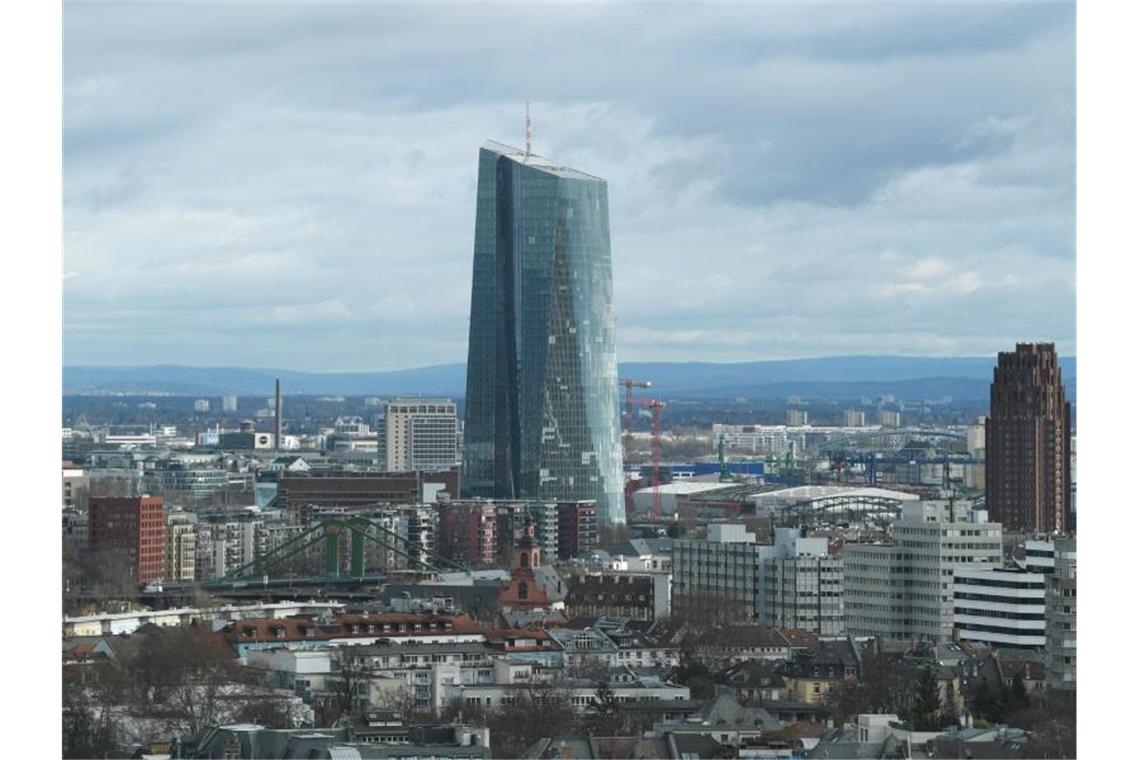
[463,141,624,525]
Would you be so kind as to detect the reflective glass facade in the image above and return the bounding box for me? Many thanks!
[463,142,624,525]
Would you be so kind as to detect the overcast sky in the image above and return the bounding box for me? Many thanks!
[63,1,1075,372]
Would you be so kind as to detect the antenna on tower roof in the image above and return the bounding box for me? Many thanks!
[525,101,532,158]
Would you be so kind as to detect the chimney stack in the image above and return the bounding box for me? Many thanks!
[274,379,282,453]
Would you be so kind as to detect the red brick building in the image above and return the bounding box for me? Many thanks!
[557,500,598,560]
[88,495,166,583]
[498,516,551,611]
[985,343,1073,533]
[277,468,461,525]
[436,501,498,567]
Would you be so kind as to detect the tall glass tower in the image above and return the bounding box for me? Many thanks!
[463,141,624,525]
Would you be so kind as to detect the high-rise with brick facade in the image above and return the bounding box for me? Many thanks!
[88,495,166,583]
[985,343,1072,533]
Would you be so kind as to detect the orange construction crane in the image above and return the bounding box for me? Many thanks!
[619,378,652,472]
[634,398,666,521]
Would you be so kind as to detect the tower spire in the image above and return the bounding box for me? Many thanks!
[525,101,532,158]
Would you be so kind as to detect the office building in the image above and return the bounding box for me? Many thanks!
[385,399,459,471]
[844,501,1002,643]
[985,343,1072,533]
[1024,538,1056,574]
[462,141,624,525]
[218,425,276,451]
[672,525,842,634]
[1045,537,1076,691]
[953,566,1046,649]
[140,457,230,500]
[965,416,986,491]
[766,536,845,637]
[88,496,166,583]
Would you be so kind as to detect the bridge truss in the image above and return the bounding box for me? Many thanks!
[202,515,467,589]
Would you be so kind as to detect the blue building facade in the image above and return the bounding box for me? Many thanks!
[463,142,624,525]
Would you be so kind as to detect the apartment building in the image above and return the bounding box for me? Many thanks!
[557,500,599,560]
[437,501,498,568]
[165,512,197,582]
[564,571,672,621]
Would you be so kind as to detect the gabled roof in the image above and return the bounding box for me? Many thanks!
[717,658,786,687]
[692,691,784,732]
[610,537,674,557]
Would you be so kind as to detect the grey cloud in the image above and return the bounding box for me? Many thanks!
[63,2,1075,371]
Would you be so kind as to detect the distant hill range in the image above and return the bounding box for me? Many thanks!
[63,356,1076,400]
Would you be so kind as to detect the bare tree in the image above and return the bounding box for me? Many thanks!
[62,662,129,759]
[114,626,251,737]
[321,646,376,725]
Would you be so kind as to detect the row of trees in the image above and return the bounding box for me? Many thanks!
[323,648,639,758]
[825,654,1076,757]
[63,627,303,759]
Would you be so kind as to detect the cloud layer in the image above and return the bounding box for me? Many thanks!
[64,2,1075,370]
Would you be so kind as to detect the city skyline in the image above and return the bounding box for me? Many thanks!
[64,2,1075,371]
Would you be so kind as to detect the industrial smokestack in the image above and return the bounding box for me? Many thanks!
[274,378,282,453]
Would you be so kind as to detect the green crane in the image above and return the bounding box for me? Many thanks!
[718,434,733,482]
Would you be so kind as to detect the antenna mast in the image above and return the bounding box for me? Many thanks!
[525,101,532,158]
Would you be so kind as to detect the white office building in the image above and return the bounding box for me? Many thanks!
[1024,538,1056,574]
[1046,537,1076,691]
[844,501,1002,643]
[672,524,843,635]
[385,399,459,472]
[953,567,1046,649]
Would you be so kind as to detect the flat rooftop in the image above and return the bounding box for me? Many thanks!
[633,481,738,496]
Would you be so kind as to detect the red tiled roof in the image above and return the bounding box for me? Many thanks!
[778,629,820,648]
